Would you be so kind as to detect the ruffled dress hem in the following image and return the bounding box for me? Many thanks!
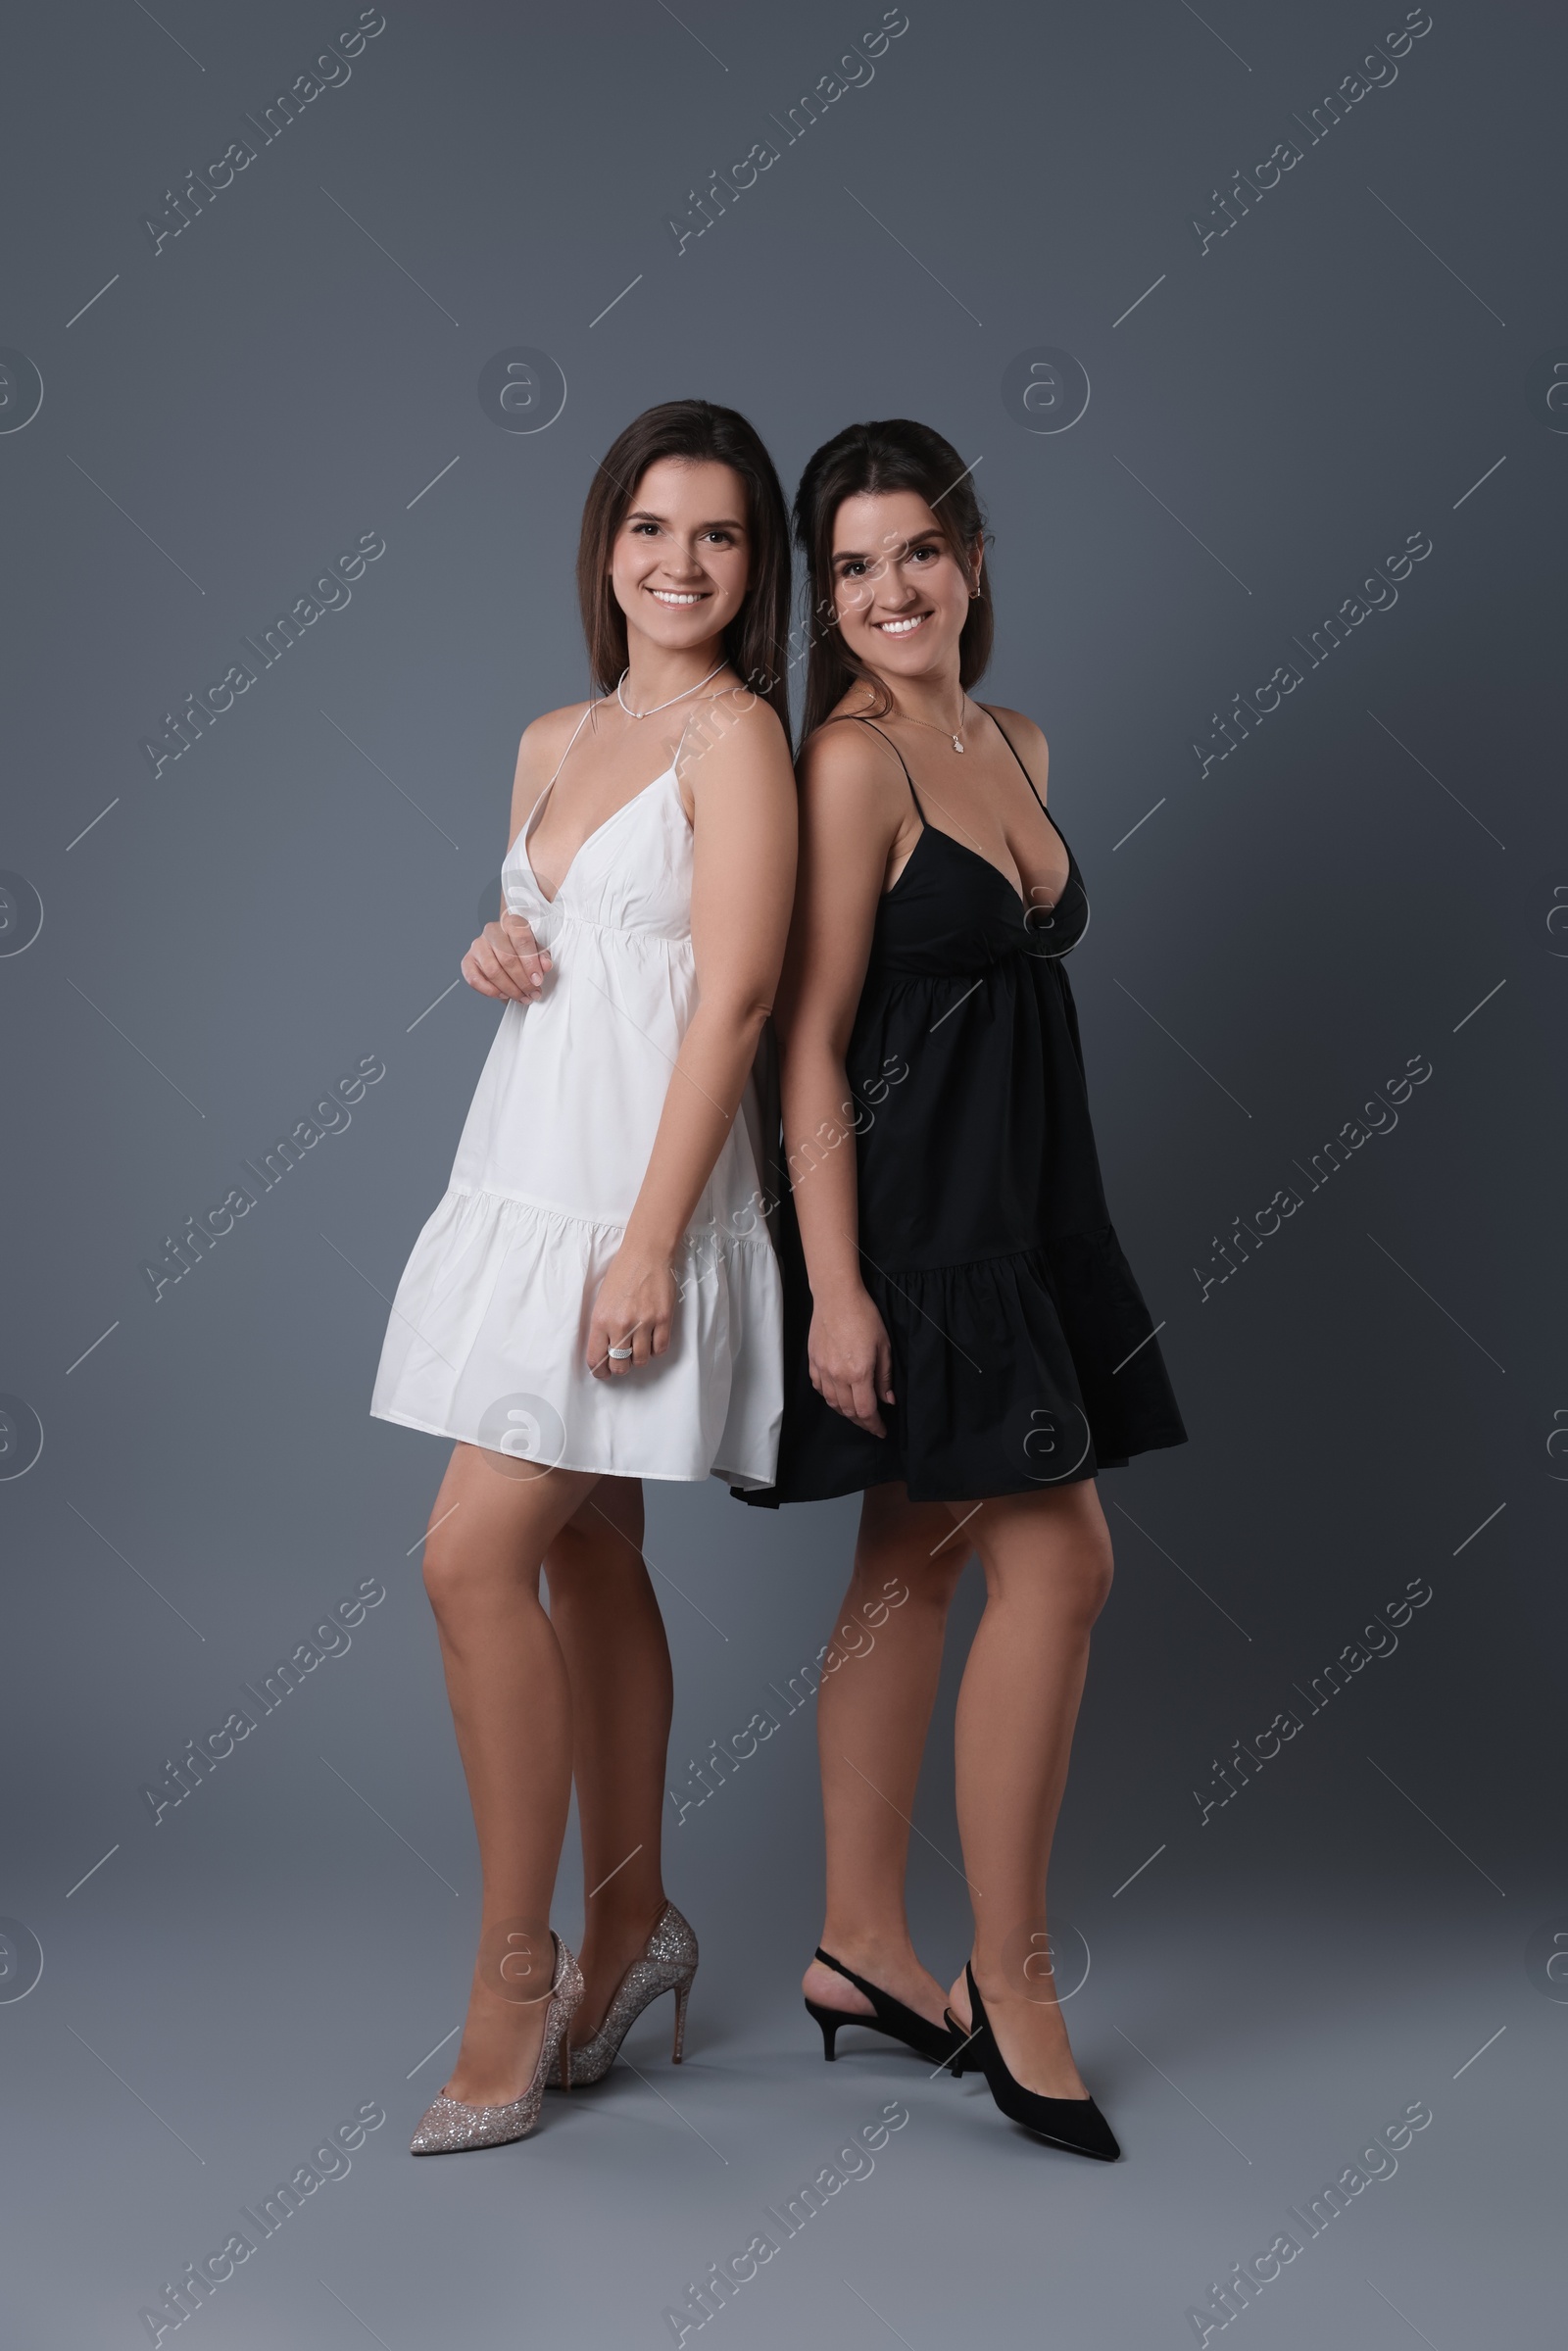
[371,1183,783,1490]
[733,1221,1186,1508]
[371,1403,774,1490]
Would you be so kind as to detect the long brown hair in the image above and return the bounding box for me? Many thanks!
[793,417,993,744]
[575,400,792,741]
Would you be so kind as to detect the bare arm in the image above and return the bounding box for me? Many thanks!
[772,722,910,1434]
[587,690,798,1377]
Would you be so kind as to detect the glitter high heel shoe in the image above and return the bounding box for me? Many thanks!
[409,1932,584,2154]
[564,1901,698,2086]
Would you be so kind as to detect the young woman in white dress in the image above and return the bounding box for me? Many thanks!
[369,401,797,2152]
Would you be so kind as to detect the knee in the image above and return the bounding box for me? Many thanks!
[852,1510,960,1602]
[979,1513,1112,1625]
[1064,1528,1114,1626]
[420,1519,511,1625]
[846,1550,961,1642]
[908,1552,967,1617]
[418,1524,464,1622]
[543,1522,645,1613]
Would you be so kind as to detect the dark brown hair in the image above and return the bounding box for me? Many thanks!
[793,417,993,744]
[575,400,792,741]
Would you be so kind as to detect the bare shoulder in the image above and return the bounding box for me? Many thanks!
[798,712,909,820]
[981,702,1051,776]
[677,687,794,818]
[681,683,790,763]
[516,698,595,772]
[987,700,1048,757]
[505,700,595,844]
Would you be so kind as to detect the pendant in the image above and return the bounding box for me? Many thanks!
[953,735,964,753]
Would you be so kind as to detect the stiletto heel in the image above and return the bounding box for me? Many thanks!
[804,1999,843,2061]
[564,1902,699,2087]
[958,1962,1120,2161]
[804,1949,963,2067]
[944,2007,979,2075]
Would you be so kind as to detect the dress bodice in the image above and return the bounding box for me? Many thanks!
[867,816,1091,978]
[501,760,695,947]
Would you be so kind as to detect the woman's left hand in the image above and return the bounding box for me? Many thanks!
[587,1245,677,1378]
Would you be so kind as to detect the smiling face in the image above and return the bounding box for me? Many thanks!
[609,457,752,657]
[829,488,981,686]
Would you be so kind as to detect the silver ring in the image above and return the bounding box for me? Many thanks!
[607,1344,634,1361]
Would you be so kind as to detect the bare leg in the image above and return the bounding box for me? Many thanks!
[543,1478,673,2042]
[944,1481,1114,2098]
[419,1444,598,2106]
[802,1482,968,2031]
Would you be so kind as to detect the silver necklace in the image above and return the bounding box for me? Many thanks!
[890,691,970,754]
[615,660,726,719]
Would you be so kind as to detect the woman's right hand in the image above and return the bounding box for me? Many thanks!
[461,910,552,1002]
[808,1286,895,1437]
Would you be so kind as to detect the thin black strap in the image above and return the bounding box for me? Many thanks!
[814,1948,926,2032]
[981,704,1050,818]
[844,714,927,821]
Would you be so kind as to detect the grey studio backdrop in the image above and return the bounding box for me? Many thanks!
[1,1,1561,2344]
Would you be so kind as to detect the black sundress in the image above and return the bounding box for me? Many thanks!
[735,709,1187,1506]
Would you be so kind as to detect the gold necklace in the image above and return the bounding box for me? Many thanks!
[888,692,971,754]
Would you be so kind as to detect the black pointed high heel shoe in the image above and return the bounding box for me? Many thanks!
[805,1948,964,2067]
[951,1962,1120,2160]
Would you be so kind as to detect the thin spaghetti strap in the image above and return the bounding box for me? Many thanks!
[521,699,601,843]
[845,715,927,821]
[546,701,598,788]
[980,704,1050,817]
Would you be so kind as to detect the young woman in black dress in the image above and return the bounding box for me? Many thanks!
[737,418,1187,2158]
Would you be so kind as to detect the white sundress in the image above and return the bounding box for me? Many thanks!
[369,708,784,1488]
